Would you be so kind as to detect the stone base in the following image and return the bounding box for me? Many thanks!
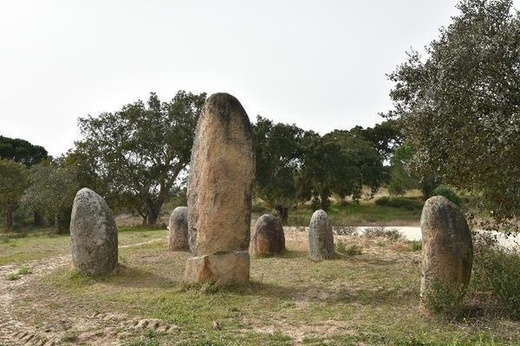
[184,251,250,285]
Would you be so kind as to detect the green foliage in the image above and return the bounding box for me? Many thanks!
[374,196,423,211]
[422,280,468,320]
[74,91,206,226]
[253,116,304,224]
[0,159,28,231]
[298,129,385,211]
[387,0,520,225]
[350,119,403,161]
[409,240,422,251]
[472,235,520,319]
[21,159,78,233]
[387,143,419,196]
[0,135,48,166]
[432,185,462,207]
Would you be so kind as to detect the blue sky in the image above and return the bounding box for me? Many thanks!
[0,1,483,157]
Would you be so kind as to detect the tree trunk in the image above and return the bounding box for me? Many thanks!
[33,211,44,226]
[5,205,13,232]
[319,190,331,211]
[146,202,162,226]
[275,205,289,225]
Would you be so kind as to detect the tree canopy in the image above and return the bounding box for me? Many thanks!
[0,136,48,166]
[299,130,385,210]
[21,159,78,233]
[0,159,28,231]
[253,116,304,224]
[74,91,206,226]
[387,0,520,226]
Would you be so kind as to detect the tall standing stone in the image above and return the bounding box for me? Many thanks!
[251,214,285,256]
[308,209,334,260]
[70,188,118,275]
[420,195,473,314]
[168,206,189,251]
[185,93,255,284]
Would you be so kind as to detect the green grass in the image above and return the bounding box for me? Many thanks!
[2,198,519,345]
[0,227,167,266]
[6,232,518,346]
[286,200,422,227]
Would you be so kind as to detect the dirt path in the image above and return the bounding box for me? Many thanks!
[0,239,179,346]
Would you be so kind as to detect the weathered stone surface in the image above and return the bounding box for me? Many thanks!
[308,209,334,260]
[420,195,473,313]
[187,93,255,256]
[168,206,189,251]
[184,251,250,284]
[251,214,285,256]
[70,188,118,275]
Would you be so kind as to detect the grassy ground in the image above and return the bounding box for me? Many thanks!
[1,196,519,345]
[2,227,519,345]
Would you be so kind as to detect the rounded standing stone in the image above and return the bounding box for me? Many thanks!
[251,214,286,256]
[185,93,255,284]
[187,93,255,255]
[168,206,189,251]
[70,188,118,275]
[420,195,473,314]
[308,209,334,260]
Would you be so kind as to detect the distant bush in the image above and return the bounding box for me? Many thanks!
[335,226,358,236]
[363,226,404,241]
[432,185,461,207]
[374,196,423,211]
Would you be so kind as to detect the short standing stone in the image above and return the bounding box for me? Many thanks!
[308,209,334,260]
[185,93,255,284]
[420,195,473,314]
[168,206,189,251]
[251,214,285,256]
[70,188,118,275]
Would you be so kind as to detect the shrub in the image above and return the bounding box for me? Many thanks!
[374,196,423,211]
[336,242,362,256]
[422,280,468,320]
[432,185,461,206]
[409,240,422,251]
[335,241,347,254]
[471,234,520,319]
[363,227,403,241]
[345,244,363,256]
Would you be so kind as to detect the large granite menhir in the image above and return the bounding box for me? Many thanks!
[70,188,118,275]
[420,195,473,314]
[185,93,255,284]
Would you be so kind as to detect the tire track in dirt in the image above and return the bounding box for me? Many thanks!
[0,238,179,345]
